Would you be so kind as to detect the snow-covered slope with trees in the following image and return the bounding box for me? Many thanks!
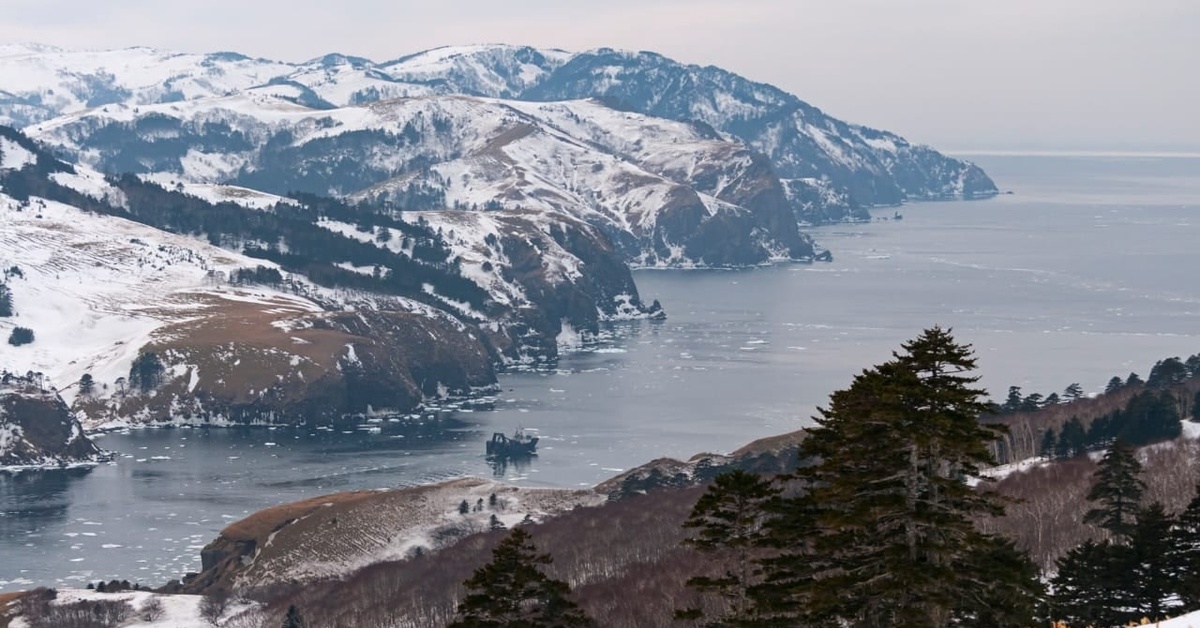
[0,125,654,426]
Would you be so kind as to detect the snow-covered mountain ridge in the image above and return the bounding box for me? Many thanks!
[0,43,995,228]
[28,93,815,266]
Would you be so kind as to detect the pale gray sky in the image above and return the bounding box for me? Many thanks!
[3,0,1197,151]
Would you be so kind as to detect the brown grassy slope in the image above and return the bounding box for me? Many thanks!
[181,478,600,595]
[256,487,707,628]
[78,289,497,425]
[239,431,809,627]
[730,428,807,457]
[0,592,26,628]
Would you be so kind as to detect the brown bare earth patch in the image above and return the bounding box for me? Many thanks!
[144,290,350,403]
[0,591,26,628]
[79,286,496,425]
[730,428,806,457]
[150,291,348,382]
[476,123,537,161]
[220,491,381,543]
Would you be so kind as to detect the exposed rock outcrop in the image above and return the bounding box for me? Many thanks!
[0,380,107,468]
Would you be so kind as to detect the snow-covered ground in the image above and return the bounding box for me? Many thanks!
[6,588,259,628]
[0,180,317,403]
[6,587,1200,627]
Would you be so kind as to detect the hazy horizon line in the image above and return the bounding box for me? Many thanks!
[947,149,1200,159]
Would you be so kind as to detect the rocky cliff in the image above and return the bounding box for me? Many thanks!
[0,381,107,468]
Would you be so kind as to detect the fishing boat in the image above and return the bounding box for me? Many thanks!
[485,427,538,459]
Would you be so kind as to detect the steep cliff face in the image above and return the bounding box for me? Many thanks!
[0,384,106,467]
[417,208,660,358]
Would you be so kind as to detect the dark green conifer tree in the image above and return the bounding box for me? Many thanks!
[449,527,592,628]
[129,351,165,393]
[676,469,779,626]
[1058,417,1088,458]
[1040,428,1057,458]
[1083,439,1145,541]
[281,604,306,628]
[1172,483,1200,611]
[756,327,1041,626]
[1003,386,1023,412]
[1127,502,1180,620]
[954,536,1044,627]
[0,283,12,317]
[1049,540,1132,626]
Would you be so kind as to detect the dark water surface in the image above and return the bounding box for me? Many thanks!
[3,154,1199,591]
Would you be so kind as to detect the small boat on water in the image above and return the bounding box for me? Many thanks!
[486,427,538,459]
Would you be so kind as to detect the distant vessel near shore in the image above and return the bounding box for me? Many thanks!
[485,428,538,459]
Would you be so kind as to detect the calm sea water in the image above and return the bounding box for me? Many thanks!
[2,154,1198,591]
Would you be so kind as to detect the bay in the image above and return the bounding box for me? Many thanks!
[2,154,1198,591]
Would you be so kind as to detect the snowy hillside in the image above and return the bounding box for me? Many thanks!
[0,149,288,400]
[0,43,996,227]
[0,44,291,125]
[0,126,655,425]
[28,93,815,266]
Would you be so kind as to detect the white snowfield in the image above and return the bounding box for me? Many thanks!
[0,166,321,406]
[0,136,36,170]
[5,588,258,628]
[0,44,293,125]
[0,43,569,122]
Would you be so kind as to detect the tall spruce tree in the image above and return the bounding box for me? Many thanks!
[280,604,306,628]
[450,527,592,628]
[1039,428,1057,458]
[1172,483,1200,611]
[757,327,1041,626]
[1049,540,1133,627]
[954,536,1044,628]
[0,282,12,317]
[129,351,165,393]
[1083,439,1145,541]
[677,469,779,626]
[1127,502,1180,620]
